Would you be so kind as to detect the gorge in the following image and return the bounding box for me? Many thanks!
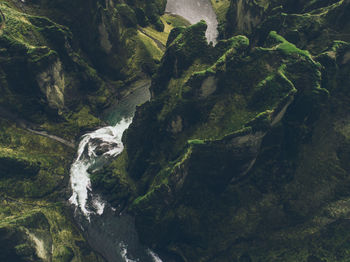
[68,1,220,261]
[0,0,350,262]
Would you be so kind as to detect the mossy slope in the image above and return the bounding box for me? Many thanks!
[0,0,173,261]
[95,1,350,261]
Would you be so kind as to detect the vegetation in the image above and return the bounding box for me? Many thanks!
[0,0,173,260]
[1,0,350,261]
[98,1,350,262]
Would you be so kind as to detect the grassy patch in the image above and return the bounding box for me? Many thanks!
[39,105,101,140]
[269,31,312,58]
[137,30,163,60]
[188,139,205,145]
[0,200,101,261]
[0,119,73,198]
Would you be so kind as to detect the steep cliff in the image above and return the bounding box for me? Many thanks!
[94,0,350,261]
[2,0,350,261]
[0,0,170,130]
[0,0,170,261]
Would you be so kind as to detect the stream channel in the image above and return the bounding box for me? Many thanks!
[68,1,218,261]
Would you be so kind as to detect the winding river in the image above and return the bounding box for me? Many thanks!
[68,1,219,261]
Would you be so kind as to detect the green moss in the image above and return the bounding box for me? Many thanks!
[0,201,103,261]
[137,31,163,61]
[210,0,230,23]
[157,59,210,121]
[0,119,73,198]
[188,139,205,145]
[38,105,101,140]
[117,4,138,28]
[69,106,101,129]
[90,150,137,207]
[190,95,257,140]
[141,14,190,47]
[0,2,70,59]
[112,18,344,261]
[53,246,74,262]
[162,13,190,28]
[250,65,297,111]
[267,31,311,58]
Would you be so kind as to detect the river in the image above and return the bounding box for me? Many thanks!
[68,1,219,261]
[69,80,162,262]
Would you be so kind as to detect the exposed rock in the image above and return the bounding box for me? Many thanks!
[170,116,183,134]
[89,137,120,156]
[200,76,217,98]
[2,0,350,262]
[98,2,350,260]
[36,60,65,110]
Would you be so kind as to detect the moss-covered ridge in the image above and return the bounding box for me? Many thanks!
[25,0,167,80]
[90,12,348,259]
[0,0,111,140]
[0,198,104,262]
[0,0,174,261]
[224,0,350,54]
[0,113,107,261]
[0,0,193,140]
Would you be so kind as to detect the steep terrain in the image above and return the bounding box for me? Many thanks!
[93,0,350,261]
[0,0,174,261]
[1,0,350,262]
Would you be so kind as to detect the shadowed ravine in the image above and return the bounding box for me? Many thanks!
[1,0,350,261]
[68,80,162,262]
[68,2,219,261]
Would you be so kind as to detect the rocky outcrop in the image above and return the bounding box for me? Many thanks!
[225,0,350,54]
[36,60,65,111]
[2,0,350,261]
[0,205,104,262]
[225,0,269,36]
[93,1,350,261]
[166,0,219,43]
[0,0,169,132]
[0,1,168,261]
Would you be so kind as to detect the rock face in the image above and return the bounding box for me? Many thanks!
[0,0,168,132]
[36,60,65,111]
[92,0,350,261]
[0,205,105,262]
[1,0,350,262]
[0,0,167,261]
[225,0,268,36]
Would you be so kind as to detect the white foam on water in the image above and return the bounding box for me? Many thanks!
[68,82,165,262]
[147,249,163,262]
[69,118,133,218]
[120,242,139,262]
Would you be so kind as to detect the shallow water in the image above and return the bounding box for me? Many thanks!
[166,0,219,43]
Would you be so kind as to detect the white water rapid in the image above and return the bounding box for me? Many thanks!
[166,0,219,43]
[68,80,164,262]
[69,118,132,217]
